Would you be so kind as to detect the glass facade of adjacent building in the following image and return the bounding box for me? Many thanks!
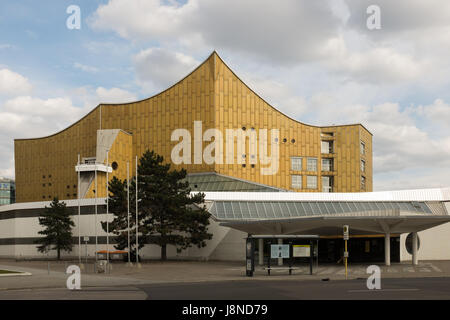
[0,178,15,205]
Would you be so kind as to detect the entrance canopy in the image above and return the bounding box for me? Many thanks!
[199,188,450,236]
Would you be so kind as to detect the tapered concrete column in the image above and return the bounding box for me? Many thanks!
[278,239,283,266]
[412,232,418,265]
[258,238,264,266]
[385,233,391,266]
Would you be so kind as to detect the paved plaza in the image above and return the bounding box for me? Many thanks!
[1,259,450,299]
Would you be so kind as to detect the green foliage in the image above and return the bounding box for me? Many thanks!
[104,150,213,260]
[36,197,75,260]
[101,176,144,257]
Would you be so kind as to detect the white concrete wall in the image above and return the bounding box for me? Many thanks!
[0,211,242,261]
[209,228,247,261]
[400,221,450,261]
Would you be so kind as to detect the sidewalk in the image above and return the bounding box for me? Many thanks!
[1,259,450,291]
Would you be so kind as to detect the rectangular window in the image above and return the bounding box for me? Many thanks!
[361,176,366,190]
[360,141,366,155]
[361,159,366,172]
[307,158,317,171]
[307,176,317,189]
[321,141,333,154]
[291,175,302,189]
[291,157,302,171]
[322,158,333,171]
[322,176,333,193]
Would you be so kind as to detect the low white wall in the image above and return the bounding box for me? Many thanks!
[400,221,450,261]
[0,211,241,261]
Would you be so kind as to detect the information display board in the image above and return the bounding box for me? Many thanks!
[270,244,290,258]
[293,245,310,257]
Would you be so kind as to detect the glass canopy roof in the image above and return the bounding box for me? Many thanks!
[208,201,433,220]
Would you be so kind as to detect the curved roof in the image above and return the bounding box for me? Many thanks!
[15,51,372,141]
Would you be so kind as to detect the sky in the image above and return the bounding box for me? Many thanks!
[0,0,450,191]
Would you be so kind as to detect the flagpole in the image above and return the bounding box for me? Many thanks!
[106,151,109,267]
[135,155,139,264]
[78,154,81,264]
[95,165,98,261]
[127,161,130,263]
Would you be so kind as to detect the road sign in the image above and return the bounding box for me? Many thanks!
[83,236,89,242]
[343,225,349,240]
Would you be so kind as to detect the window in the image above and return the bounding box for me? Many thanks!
[307,176,317,189]
[321,141,333,154]
[291,175,302,189]
[291,157,302,171]
[322,158,333,171]
[360,141,366,155]
[361,176,366,190]
[361,160,366,173]
[321,132,334,137]
[307,158,317,171]
[322,176,333,192]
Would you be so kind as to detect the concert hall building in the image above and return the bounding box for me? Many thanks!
[2,52,449,265]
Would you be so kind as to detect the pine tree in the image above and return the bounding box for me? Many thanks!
[105,150,213,261]
[36,197,75,260]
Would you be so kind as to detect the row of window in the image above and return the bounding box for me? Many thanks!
[42,194,77,199]
[291,175,334,192]
[0,183,13,189]
[291,157,333,172]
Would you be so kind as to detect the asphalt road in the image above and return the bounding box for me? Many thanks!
[140,277,450,300]
[1,277,450,300]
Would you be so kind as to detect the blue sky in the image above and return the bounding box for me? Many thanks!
[1,0,450,191]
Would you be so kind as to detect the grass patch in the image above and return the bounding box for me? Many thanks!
[0,269,21,274]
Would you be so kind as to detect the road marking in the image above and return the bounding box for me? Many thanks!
[317,268,334,275]
[429,264,442,273]
[348,288,419,293]
[386,268,398,273]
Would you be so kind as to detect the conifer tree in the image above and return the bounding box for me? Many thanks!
[105,150,212,260]
[36,197,75,260]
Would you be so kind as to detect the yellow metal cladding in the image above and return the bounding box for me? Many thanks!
[14,52,372,203]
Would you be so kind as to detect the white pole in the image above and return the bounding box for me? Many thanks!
[136,155,139,263]
[385,233,391,266]
[127,161,130,263]
[106,151,109,266]
[412,232,418,265]
[95,168,98,261]
[78,154,81,264]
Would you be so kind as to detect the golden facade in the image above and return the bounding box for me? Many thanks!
[14,52,372,203]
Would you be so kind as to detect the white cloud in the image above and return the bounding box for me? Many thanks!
[321,37,426,84]
[74,62,99,73]
[415,99,450,130]
[0,69,32,97]
[133,48,198,92]
[90,0,342,65]
[1,96,84,138]
[95,87,137,103]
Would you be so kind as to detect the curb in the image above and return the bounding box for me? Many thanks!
[0,272,32,277]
